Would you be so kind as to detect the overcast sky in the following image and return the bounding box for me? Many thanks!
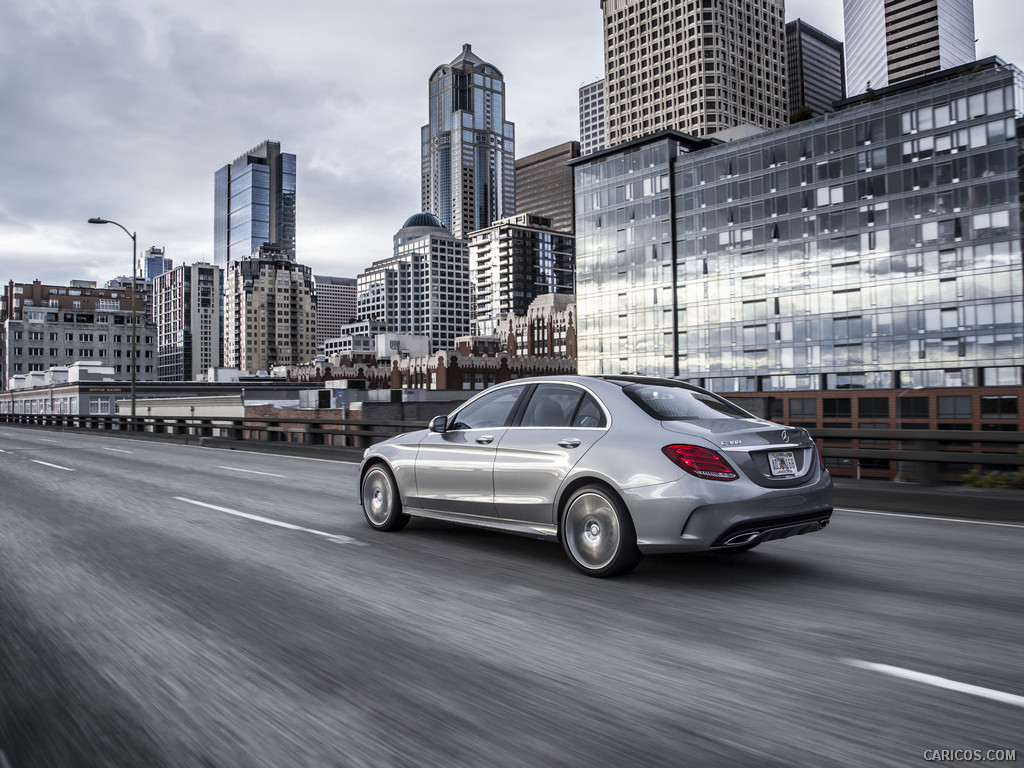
[2,0,1021,287]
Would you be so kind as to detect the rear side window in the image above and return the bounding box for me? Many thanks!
[520,385,608,428]
[623,383,751,421]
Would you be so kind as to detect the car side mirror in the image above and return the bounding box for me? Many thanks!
[429,414,448,433]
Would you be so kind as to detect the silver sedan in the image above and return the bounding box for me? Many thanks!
[359,375,833,577]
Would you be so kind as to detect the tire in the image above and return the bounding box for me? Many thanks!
[560,485,642,577]
[361,465,409,532]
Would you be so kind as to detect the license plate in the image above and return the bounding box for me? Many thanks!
[769,450,797,476]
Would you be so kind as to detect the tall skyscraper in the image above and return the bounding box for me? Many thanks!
[312,275,358,349]
[786,19,846,119]
[844,0,976,96]
[421,45,515,239]
[579,78,607,155]
[601,0,788,143]
[152,263,222,381]
[514,142,580,234]
[214,140,296,269]
[142,246,173,281]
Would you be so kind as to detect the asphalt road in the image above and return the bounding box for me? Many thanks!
[0,426,1020,768]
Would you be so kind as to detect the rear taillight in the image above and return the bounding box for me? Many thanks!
[815,443,825,470]
[662,444,738,481]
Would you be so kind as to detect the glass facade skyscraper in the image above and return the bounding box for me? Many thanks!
[573,60,1023,392]
[421,45,515,240]
[214,140,296,269]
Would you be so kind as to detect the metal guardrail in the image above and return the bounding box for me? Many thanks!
[2,414,1021,469]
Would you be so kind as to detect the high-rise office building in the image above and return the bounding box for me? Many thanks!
[579,78,607,155]
[143,247,173,281]
[152,263,222,381]
[214,140,296,269]
[421,45,515,240]
[223,245,316,373]
[786,19,846,119]
[572,58,1022,392]
[601,0,788,143]
[468,214,575,336]
[312,275,357,350]
[357,214,471,353]
[844,0,976,96]
[514,142,580,234]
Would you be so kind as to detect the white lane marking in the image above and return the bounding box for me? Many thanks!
[846,660,1024,709]
[837,507,1024,530]
[217,466,287,478]
[39,438,61,443]
[174,497,359,544]
[30,459,75,471]
[102,447,133,453]
[0,448,6,453]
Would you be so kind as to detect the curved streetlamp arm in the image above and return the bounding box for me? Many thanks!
[88,217,135,243]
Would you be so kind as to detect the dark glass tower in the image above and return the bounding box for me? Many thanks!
[421,45,515,240]
[214,140,296,268]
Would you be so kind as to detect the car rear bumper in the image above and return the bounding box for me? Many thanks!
[625,472,833,553]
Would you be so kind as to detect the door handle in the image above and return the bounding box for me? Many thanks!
[476,435,495,445]
[558,438,582,448]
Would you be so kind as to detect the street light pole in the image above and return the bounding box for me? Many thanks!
[88,217,137,431]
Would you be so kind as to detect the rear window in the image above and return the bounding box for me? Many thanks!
[623,383,752,421]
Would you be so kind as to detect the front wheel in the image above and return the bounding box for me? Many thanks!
[561,485,642,577]
[361,465,409,531]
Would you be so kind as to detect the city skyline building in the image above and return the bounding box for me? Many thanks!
[421,44,516,240]
[844,0,976,96]
[579,78,607,155]
[214,140,297,269]
[572,59,1022,393]
[601,0,789,143]
[786,19,846,118]
[514,141,581,235]
[468,214,575,336]
[142,247,173,281]
[223,245,316,373]
[312,275,357,350]
[357,213,471,353]
[152,263,222,381]
[2,279,157,390]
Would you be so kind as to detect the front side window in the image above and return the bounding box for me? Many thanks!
[449,386,524,430]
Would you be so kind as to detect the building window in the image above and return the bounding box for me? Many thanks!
[822,398,851,418]
[980,396,1018,419]
[937,396,971,419]
[858,398,889,418]
[790,398,816,418]
[898,397,930,419]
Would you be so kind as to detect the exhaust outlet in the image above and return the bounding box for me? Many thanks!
[724,532,760,546]
[819,519,830,529]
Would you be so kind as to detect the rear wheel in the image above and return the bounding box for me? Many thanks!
[361,465,409,531]
[561,485,642,577]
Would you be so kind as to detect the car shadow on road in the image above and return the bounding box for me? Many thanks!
[401,519,823,586]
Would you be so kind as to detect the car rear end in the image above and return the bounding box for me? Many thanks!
[595,378,833,554]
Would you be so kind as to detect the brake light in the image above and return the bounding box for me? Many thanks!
[662,444,738,481]
[816,443,826,471]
